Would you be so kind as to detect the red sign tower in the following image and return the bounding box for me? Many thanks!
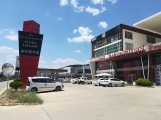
[19,20,43,88]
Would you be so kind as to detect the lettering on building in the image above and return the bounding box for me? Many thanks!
[148,44,161,51]
[90,55,105,60]
[109,45,145,58]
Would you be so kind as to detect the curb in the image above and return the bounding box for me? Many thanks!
[0,103,41,106]
[0,88,6,95]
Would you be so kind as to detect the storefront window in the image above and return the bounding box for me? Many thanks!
[96,61,110,70]
[117,57,148,83]
[154,54,161,65]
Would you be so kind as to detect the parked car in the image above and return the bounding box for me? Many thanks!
[26,76,64,92]
[71,78,78,84]
[93,78,104,86]
[77,77,92,84]
[100,78,125,87]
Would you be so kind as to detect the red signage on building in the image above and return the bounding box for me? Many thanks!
[148,44,161,51]
[109,45,144,58]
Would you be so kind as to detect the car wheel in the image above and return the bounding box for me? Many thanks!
[55,86,61,91]
[91,82,92,84]
[31,88,38,93]
[99,83,100,86]
[109,83,112,87]
[121,83,125,87]
[103,85,105,87]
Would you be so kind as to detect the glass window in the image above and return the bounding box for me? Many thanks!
[78,69,83,74]
[125,31,133,39]
[32,79,38,82]
[46,79,52,83]
[125,43,133,50]
[85,69,91,73]
[40,79,47,83]
[147,36,155,44]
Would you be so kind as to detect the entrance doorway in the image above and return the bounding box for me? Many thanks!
[128,74,136,84]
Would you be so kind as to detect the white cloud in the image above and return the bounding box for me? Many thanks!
[0,46,18,55]
[0,46,18,73]
[58,17,62,20]
[9,30,15,34]
[60,0,68,6]
[38,59,50,68]
[67,26,94,43]
[71,0,78,8]
[73,29,77,33]
[86,6,106,16]
[53,58,84,69]
[71,0,84,12]
[98,21,108,28]
[0,29,9,34]
[75,50,81,53]
[108,0,119,4]
[4,34,18,41]
[4,30,18,41]
[91,0,104,5]
[85,59,90,64]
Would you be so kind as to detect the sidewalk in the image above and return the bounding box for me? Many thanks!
[0,105,51,120]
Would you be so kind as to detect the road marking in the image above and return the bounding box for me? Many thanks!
[39,105,53,120]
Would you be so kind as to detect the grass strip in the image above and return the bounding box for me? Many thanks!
[18,92,43,104]
[0,89,43,104]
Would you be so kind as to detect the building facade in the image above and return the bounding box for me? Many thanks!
[70,64,91,78]
[90,23,161,85]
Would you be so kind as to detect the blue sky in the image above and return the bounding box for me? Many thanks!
[0,0,161,72]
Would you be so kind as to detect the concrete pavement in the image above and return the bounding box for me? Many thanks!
[0,80,13,95]
[0,83,161,120]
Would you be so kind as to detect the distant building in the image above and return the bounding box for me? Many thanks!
[70,64,91,78]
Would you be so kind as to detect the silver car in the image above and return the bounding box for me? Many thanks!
[100,78,125,87]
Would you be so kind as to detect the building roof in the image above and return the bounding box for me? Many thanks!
[59,64,89,69]
[15,67,67,72]
[133,12,161,34]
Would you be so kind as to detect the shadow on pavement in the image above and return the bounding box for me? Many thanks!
[37,90,65,94]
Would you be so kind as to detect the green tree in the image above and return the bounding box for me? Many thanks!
[0,72,5,78]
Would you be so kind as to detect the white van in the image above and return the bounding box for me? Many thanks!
[26,76,64,92]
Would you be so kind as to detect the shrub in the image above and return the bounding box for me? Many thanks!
[135,78,152,86]
[9,81,23,90]
[14,78,20,82]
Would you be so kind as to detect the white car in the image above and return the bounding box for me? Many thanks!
[77,77,92,84]
[100,78,125,87]
[93,78,104,86]
[26,76,64,92]
[71,78,78,84]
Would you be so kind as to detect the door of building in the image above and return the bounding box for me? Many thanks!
[128,74,136,84]
[155,65,161,86]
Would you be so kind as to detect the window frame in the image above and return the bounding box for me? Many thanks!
[125,42,133,50]
[125,31,133,39]
[146,35,155,44]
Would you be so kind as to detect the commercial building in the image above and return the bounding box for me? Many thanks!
[90,12,161,85]
[59,64,91,78]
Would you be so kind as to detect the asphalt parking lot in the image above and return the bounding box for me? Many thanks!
[1,83,161,120]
